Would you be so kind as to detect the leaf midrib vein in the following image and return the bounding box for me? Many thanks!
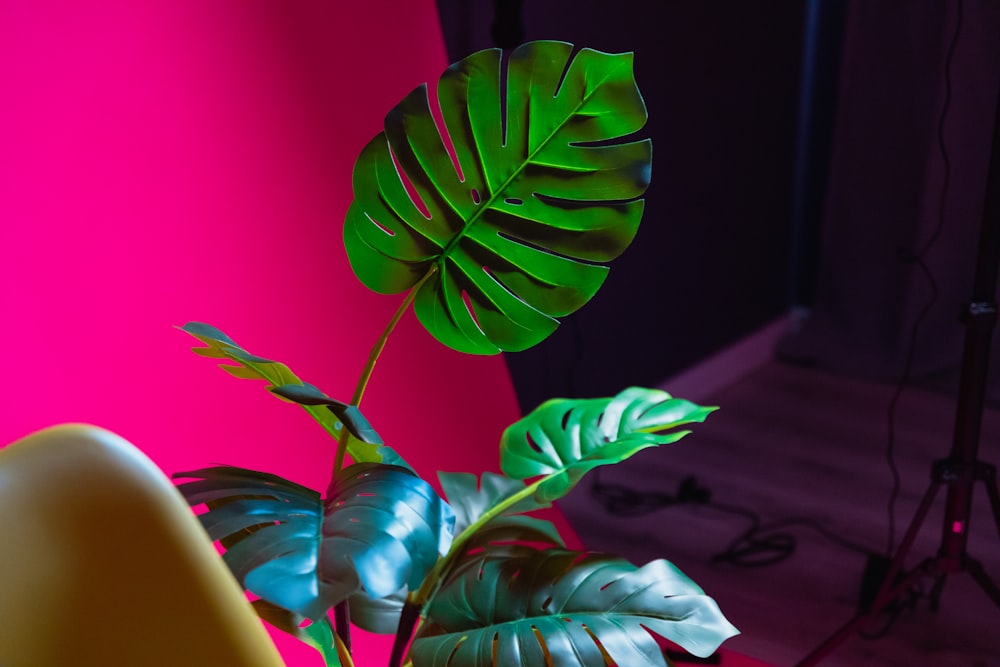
[428,58,624,281]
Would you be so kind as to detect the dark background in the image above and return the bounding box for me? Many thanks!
[434,0,1000,412]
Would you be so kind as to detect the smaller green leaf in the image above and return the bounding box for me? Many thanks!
[252,601,345,667]
[438,471,564,550]
[500,387,716,503]
[180,322,400,467]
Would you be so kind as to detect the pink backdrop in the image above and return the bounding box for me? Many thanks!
[0,2,578,664]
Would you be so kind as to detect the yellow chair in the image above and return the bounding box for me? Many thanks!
[0,424,286,667]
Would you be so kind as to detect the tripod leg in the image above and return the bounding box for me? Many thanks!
[929,574,946,611]
[981,466,1000,540]
[795,559,938,666]
[869,480,941,612]
[795,481,942,666]
[966,557,1000,607]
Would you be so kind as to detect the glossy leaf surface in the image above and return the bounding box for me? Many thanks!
[347,587,409,635]
[344,40,650,354]
[438,471,563,550]
[500,387,716,502]
[174,463,453,620]
[412,548,738,666]
[179,322,397,466]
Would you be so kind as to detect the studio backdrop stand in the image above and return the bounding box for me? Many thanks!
[795,69,1000,667]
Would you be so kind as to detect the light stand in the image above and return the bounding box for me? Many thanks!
[795,67,1000,667]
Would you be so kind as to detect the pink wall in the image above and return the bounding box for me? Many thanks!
[1,2,577,664]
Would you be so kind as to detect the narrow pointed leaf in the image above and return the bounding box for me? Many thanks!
[345,41,650,354]
[500,387,716,502]
[251,601,345,667]
[179,322,402,467]
[174,463,453,621]
[412,548,738,667]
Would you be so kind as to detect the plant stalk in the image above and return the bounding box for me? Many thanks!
[387,600,423,667]
[411,478,543,608]
[328,266,439,658]
[333,265,438,474]
[334,603,352,656]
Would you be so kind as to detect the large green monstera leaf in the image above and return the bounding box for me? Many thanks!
[411,547,739,667]
[174,463,453,621]
[501,387,716,502]
[345,40,650,354]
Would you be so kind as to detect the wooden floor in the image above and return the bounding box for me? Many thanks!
[558,360,1000,667]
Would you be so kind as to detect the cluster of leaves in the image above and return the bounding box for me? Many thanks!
[174,41,738,666]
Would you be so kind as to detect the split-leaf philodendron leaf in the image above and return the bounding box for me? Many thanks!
[174,463,453,621]
[344,40,650,354]
[412,548,739,667]
[179,322,404,468]
[438,471,564,550]
[500,387,717,503]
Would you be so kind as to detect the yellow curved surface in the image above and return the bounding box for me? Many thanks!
[0,424,286,667]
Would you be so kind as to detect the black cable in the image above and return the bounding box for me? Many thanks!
[884,0,962,558]
[592,476,873,569]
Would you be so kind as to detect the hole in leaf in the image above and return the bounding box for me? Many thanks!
[541,596,553,611]
[366,214,396,237]
[461,290,482,332]
[356,492,377,497]
[499,49,510,146]
[445,636,467,667]
[472,188,481,204]
[532,626,554,667]
[496,230,604,267]
[504,197,523,205]
[526,432,542,453]
[582,624,616,666]
[554,46,581,100]
[561,411,571,430]
[427,77,465,183]
[389,144,431,219]
[492,632,500,666]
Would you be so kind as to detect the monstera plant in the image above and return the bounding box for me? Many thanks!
[173,41,738,667]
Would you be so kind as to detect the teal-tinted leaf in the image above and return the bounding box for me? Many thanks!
[500,387,716,502]
[174,463,453,621]
[347,587,408,635]
[345,41,650,355]
[252,600,343,666]
[412,548,738,667]
[438,471,563,550]
[324,463,455,601]
[179,322,399,466]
